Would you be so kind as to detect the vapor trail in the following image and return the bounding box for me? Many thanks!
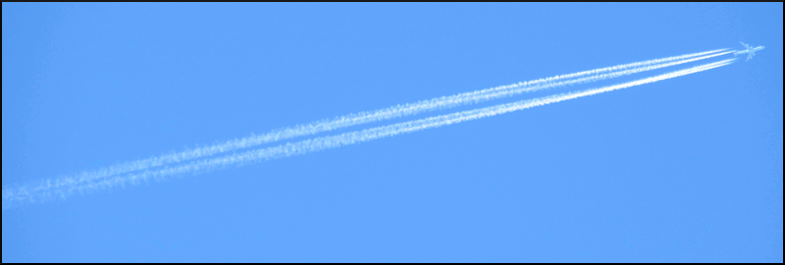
[2,58,735,208]
[45,49,731,191]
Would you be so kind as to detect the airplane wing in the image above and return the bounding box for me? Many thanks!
[740,41,751,50]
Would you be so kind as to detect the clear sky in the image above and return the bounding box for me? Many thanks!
[2,3,782,262]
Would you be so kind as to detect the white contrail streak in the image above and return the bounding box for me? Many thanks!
[41,49,732,192]
[2,58,735,208]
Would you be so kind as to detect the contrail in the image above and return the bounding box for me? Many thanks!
[38,49,732,193]
[2,58,735,208]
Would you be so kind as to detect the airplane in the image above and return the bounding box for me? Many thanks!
[734,41,765,61]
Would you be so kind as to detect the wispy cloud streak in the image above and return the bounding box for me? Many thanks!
[2,58,735,208]
[38,49,731,192]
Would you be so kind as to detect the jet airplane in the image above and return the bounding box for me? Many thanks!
[734,42,765,61]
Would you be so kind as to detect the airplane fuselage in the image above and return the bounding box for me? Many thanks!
[735,46,765,55]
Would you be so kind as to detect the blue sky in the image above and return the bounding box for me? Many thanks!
[2,3,782,262]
